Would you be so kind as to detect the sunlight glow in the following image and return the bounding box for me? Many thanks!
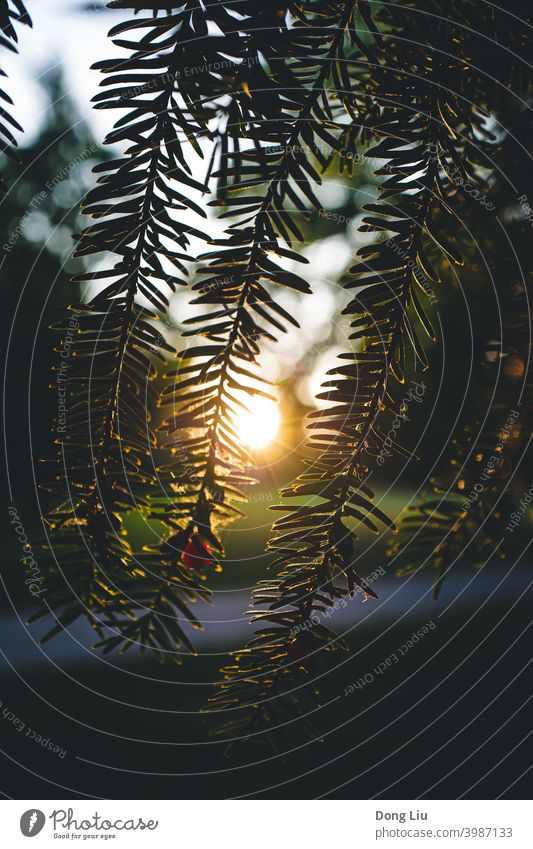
[232,395,281,449]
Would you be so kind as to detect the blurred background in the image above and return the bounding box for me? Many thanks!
[1,0,532,800]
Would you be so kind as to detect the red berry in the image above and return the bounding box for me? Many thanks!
[182,535,212,570]
[286,636,316,672]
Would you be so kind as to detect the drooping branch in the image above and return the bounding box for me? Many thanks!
[159,0,373,569]
[37,2,238,659]
[206,5,503,748]
[0,0,31,192]
[391,103,533,598]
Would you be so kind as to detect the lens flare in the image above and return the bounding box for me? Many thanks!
[232,395,280,449]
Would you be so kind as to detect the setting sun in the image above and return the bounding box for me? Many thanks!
[232,395,281,449]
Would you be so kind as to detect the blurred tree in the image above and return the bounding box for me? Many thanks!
[0,0,31,193]
[3,69,104,605]
[3,1,530,753]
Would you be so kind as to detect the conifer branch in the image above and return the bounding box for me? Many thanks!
[161,0,371,567]
[206,7,500,748]
[0,0,31,191]
[38,2,226,658]
[391,106,533,597]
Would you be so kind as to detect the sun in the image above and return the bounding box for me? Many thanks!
[232,395,281,449]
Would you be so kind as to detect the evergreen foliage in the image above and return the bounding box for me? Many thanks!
[7,0,529,741]
[0,0,31,191]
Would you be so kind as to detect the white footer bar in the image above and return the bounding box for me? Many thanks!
[1,800,530,848]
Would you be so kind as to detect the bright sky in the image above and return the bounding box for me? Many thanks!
[4,0,123,145]
[5,1,360,406]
